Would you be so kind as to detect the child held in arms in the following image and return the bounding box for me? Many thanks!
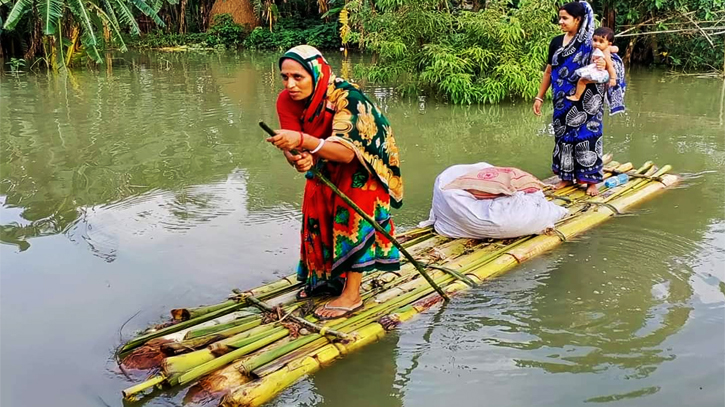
[567,27,618,102]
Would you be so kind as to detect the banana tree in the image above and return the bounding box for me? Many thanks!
[2,0,167,64]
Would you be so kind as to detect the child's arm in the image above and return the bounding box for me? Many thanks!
[603,49,617,87]
[609,45,619,54]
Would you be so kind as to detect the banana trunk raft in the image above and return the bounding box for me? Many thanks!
[118,156,678,407]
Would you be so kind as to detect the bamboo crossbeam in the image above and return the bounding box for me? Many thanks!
[243,294,350,341]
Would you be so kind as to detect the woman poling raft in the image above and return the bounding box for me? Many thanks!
[266,45,404,320]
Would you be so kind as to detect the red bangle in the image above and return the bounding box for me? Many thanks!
[298,132,304,149]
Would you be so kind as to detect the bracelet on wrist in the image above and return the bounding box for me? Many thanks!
[310,138,325,155]
[298,131,304,149]
[534,96,544,102]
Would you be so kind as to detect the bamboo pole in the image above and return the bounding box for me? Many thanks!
[161,319,264,355]
[171,274,300,321]
[175,330,289,386]
[221,324,388,407]
[259,121,450,301]
[121,374,165,400]
[184,315,261,339]
[119,303,253,354]
[162,325,287,376]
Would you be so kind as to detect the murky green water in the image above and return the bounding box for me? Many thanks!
[1,52,723,407]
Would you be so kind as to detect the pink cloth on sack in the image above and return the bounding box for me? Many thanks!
[442,167,546,200]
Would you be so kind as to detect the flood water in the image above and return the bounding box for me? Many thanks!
[1,51,723,407]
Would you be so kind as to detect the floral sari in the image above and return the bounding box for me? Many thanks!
[276,45,403,292]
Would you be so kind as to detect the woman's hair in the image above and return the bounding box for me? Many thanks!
[559,2,586,25]
[593,27,615,43]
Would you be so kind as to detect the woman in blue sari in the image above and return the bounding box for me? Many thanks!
[533,1,605,196]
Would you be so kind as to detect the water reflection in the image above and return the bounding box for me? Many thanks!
[0,53,303,256]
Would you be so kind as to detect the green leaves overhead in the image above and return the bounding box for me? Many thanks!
[109,0,140,35]
[3,0,33,31]
[2,0,164,65]
[130,0,166,27]
[40,0,65,34]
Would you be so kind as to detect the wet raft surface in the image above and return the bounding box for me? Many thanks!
[118,156,679,407]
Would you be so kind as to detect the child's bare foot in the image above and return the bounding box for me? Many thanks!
[566,95,580,102]
[586,184,599,196]
[553,180,573,190]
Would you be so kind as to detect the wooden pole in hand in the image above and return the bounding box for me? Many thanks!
[259,121,450,301]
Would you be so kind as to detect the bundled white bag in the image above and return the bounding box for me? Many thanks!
[419,163,568,239]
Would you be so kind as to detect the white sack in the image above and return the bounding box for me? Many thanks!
[418,163,568,239]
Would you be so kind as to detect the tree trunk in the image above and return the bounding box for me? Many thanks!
[24,11,43,61]
[602,1,616,29]
[180,0,188,34]
[650,35,659,65]
[623,38,635,66]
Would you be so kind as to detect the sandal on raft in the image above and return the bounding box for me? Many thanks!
[314,301,364,321]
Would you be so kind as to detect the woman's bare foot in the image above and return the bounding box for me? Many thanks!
[314,293,363,319]
[553,180,573,190]
[586,184,599,196]
[314,272,363,319]
[566,95,580,102]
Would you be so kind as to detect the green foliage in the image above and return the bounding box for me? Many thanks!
[205,14,250,47]
[609,0,724,71]
[128,14,248,49]
[2,0,164,64]
[244,18,340,50]
[6,57,25,73]
[348,0,559,104]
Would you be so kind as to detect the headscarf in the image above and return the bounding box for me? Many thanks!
[279,45,404,208]
[279,45,334,132]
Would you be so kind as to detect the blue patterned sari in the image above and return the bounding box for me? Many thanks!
[549,1,604,183]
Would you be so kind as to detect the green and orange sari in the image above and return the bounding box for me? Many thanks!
[276,45,403,294]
